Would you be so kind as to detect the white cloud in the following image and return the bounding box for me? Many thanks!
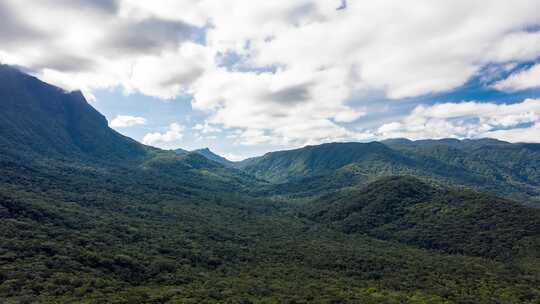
[123,43,211,99]
[493,64,540,92]
[194,0,540,145]
[376,98,540,141]
[110,115,147,128]
[193,122,221,134]
[142,123,184,147]
[212,0,540,99]
[483,122,540,143]
[221,153,245,162]
[2,1,540,146]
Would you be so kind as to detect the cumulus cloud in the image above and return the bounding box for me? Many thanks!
[493,64,540,92]
[0,0,207,99]
[376,99,540,142]
[142,123,184,147]
[110,115,147,128]
[191,66,366,146]
[123,42,211,98]
[221,153,246,162]
[0,2,48,48]
[1,0,540,146]
[483,122,540,143]
[101,18,201,55]
[193,0,540,145]
[193,122,221,134]
[49,0,120,14]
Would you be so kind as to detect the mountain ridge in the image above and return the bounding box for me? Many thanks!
[240,139,540,203]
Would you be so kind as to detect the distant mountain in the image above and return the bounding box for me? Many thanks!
[387,138,540,201]
[175,147,234,167]
[239,142,402,183]
[174,147,189,155]
[0,65,147,164]
[381,137,513,150]
[192,148,234,166]
[305,176,540,260]
[240,140,540,203]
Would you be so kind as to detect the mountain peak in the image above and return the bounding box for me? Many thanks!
[193,147,233,166]
[0,66,146,163]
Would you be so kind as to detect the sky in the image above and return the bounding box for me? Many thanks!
[1,0,540,160]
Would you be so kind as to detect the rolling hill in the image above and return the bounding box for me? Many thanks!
[305,176,540,260]
[240,139,540,203]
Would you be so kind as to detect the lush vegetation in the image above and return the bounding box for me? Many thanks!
[1,65,540,303]
[240,140,540,203]
[305,176,540,260]
[3,171,540,303]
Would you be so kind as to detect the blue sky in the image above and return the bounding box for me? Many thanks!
[1,1,540,160]
[90,63,540,160]
[90,88,270,159]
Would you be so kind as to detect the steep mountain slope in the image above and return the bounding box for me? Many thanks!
[305,176,540,260]
[0,65,258,195]
[0,65,147,163]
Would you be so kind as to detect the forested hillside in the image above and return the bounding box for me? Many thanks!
[240,140,540,203]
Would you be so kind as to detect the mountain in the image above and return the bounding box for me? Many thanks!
[0,64,259,196]
[305,176,540,260]
[387,138,540,202]
[238,142,404,182]
[380,137,511,149]
[175,147,234,167]
[174,147,189,155]
[0,65,147,164]
[1,66,540,303]
[193,148,234,167]
[240,139,540,203]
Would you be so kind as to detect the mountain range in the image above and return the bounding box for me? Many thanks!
[1,65,540,303]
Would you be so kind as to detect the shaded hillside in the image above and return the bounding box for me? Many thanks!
[305,176,540,260]
[238,142,407,183]
[0,65,147,164]
[241,139,540,202]
[388,139,540,201]
[0,65,259,196]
